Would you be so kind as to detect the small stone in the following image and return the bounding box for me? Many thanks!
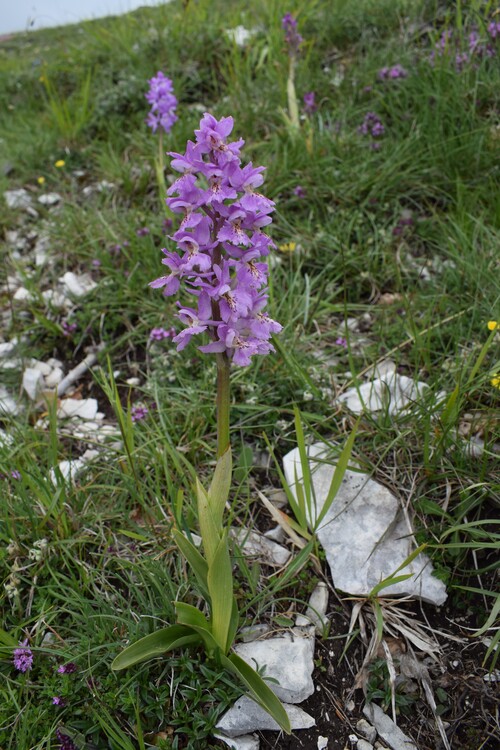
[239,624,271,643]
[234,633,315,703]
[4,188,32,210]
[363,704,417,750]
[57,398,99,420]
[45,367,64,387]
[216,696,315,738]
[0,342,17,358]
[357,740,374,750]
[22,367,44,400]
[13,287,34,302]
[337,374,429,415]
[59,271,97,297]
[50,459,86,484]
[317,737,329,750]
[30,359,52,376]
[296,581,329,634]
[263,525,285,543]
[231,528,291,567]
[0,386,21,415]
[225,25,256,46]
[38,192,62,206]
[356,719,377,745]
[214,732,260,750]
[0,428,14,446]
[125,377,140,386]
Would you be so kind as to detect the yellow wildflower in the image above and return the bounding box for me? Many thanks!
[487,320,498,331]
[37,176,45,185]
[39,75,46,83]
[491,375,500,389]
[278,241,297,253]
[55,160,65,168]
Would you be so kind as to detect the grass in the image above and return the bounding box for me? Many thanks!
[1,0,499,748]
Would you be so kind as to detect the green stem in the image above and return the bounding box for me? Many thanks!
[216,353,231,458]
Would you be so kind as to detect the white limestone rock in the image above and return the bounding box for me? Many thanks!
[363,703,417,750]
[4,188,32,210]
[295,581,329,634]
[38,192,62,206]
[214,732,260,750]
[22,367,44,400]
[231,528,291,567]
[57,398,99,420]
[225,25,257,46]
[13,287,35,303]
[45,367,64,388]
[59,272,97,297]
[0,341,17,358]
[337,373,428,415]
[50,459,87,484]
[283,444,447,605]
[216,696,315,738]
[234,633,315,703]
[0,387,21,415]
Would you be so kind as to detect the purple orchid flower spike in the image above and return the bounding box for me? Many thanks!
[150,113,282,366]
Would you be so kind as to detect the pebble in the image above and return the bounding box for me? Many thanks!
[357,740,374,750]
[4,188,32,210]
[22,367,44,400]
[38,192,62,206]
[356,719,377,745]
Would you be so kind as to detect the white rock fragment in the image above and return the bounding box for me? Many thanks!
[283,444,447,605]
[239,623,271,643]
[41,289,71,309]
[57,398,99,420]
[50,458,87,484]
[13,286,35,302]
[4,188,32,210]
[45,367,64,388]
[225,25,257,46]
[317,738,328,750]
[357,740,374,750]
[215,732,260,750]
[0,342,17,358]
[30,359,52,377]
[363,704,417,750]
[231,528,291,567]
[38,192,62,206]
[356,719,377,745]
[0,386,21,415]
[0,428,14,446]
[22,367,44,400]
[216,696,315,738]
[59,272,97,297]
[337,373,429,415]
[234,633,315,703]
[295,581,329,634]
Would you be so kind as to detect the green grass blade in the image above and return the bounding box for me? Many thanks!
[315,420,359,530]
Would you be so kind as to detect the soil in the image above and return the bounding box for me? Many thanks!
[254,592,500,750]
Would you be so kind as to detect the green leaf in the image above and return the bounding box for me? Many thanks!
[0,628,17,647]
[207,531,234,653]
[226,597,240,655]
[175,602,218,652]
[294,405,312,527]
[221,652,291,734]
[172,528,209,597]
[473,594,500,637]
[315,421,359,529]
[111,626,199,670]
[208,447,232,528]
[196,478,220,567]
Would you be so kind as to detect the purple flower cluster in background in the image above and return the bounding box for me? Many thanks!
[282,13,303,55]
[358,112,385,149]
[303,91,317,114]
[145,72,178,134]
[150,326,175,341]
[150,113,282,366]
[57,662,77,674]
[131,405,149,422]
[429,26,497,70]
[13,643,33,672]
[378,64,408,80]
[55,729,76,750]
